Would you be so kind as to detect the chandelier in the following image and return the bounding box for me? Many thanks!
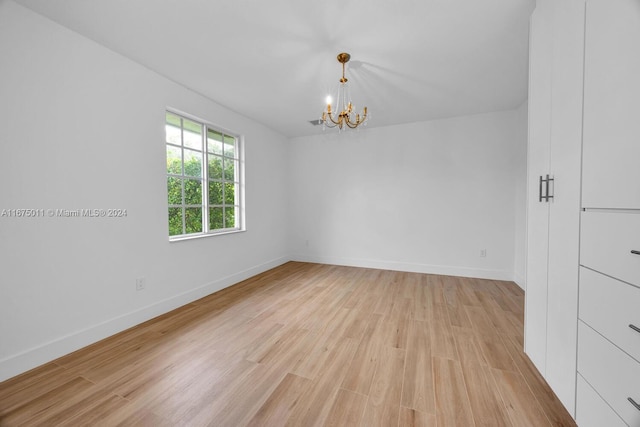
[321,53,368,130]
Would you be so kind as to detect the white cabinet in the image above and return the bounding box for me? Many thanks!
[525,0,584,415]
[582,0,640,209]
[527,0,640,422]
[575,0,640,423]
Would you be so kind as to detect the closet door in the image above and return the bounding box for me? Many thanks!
[524,0,552,375]
[544,0,584,413]
[526,0,585,415]
[582,0,640,209]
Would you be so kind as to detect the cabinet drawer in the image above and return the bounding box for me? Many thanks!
[578,321,640,426]
[580,267,640,362]
[580,210,640,287]
[576,374,626,427]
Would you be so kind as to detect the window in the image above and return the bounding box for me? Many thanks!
[165,111,242,239]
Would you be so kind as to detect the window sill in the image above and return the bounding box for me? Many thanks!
[169,229,245,243]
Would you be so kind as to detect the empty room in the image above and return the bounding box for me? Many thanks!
[0,0,638,425]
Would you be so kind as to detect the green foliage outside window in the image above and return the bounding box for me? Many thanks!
[166,112,240,238]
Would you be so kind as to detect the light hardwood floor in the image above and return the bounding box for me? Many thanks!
[0,262,576,426]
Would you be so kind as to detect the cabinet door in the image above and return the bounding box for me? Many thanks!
[544,0,584,414]
[524,0,552,376]
[582,0,640,209]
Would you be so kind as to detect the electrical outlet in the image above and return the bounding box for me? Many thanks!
[480,249,487,258]
[136,277,146,291]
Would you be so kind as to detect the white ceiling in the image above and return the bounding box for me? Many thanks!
[15,0,535,138]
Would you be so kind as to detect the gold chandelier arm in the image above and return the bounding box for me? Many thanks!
[343,109,367,128]
[326,112,342,126]
[322,110,338,127]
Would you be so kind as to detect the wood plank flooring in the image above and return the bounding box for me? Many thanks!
[0,262,577,426]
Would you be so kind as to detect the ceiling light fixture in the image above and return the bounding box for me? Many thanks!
[321,53,368,131]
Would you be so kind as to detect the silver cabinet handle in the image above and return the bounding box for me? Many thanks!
[538,175,554,202]
[632,250,640,255]
[629,324,640,334]
[629,397,640,412]
[539,175,543,202]
[546,174,554,201]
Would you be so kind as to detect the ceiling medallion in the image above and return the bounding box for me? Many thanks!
[321,53,368,131]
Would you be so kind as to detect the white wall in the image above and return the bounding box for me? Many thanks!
[0,1,290,381]
[288,110,525,281]
[513,101,529,288]
[0,0,530,383]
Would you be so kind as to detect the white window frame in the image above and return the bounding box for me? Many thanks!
[165,110,244,241]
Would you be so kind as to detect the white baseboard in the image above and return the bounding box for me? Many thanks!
[291,254,514,282]
[0,256,289,383]
[513,273,526,290]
